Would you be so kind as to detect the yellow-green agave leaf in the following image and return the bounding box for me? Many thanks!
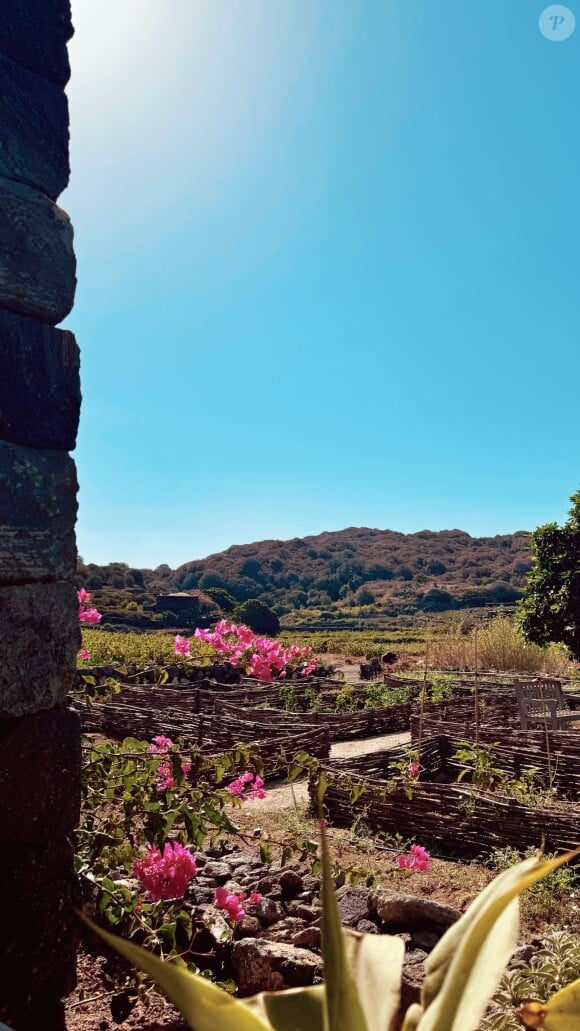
[242,985,326,1031]
[518,976,580,1029]
[401,1003,424,1031]
[342,926,404,1031]
[80,914,271,1031]
[416,849,579,1031]
[319,821,369,1031]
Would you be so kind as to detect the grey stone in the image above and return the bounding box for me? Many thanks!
[279,869,304,897]
[0,581,79,716]
[405,949,428,966]
[336,886,371,928]
[0,177,76,324]
[400,958,425,1012]
[0,0,73,86]
[292,927,322,950]
[229,853,261,869]
[0,53,69,198]
[256,876,275,895]
[369,890,459,930]
[261,918,307,942]
[237,916,262,938]
[286,902,320,921]
[0,442,77,584]
[223,881,245,896]
[203,861,232,883]
[190,906,231,951]
[0,310,80,450]
[254,899,285,927]
[232,938,321,996]
[0,704,80,843]
[412,930,440,951]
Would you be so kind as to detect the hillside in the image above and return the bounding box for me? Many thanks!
[77,527,533,623]
[170,526,532,618]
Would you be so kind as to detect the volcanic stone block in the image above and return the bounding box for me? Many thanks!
[0,840,78,1029]
[0,442,77,584]
[0,582,80,716]
[0,0,73,87]
[0,177,76,324]
[0,53,69,199]
[0,310,80,450]
[0,705,81,843]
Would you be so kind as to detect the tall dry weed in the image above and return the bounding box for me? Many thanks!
[429,615,570,675]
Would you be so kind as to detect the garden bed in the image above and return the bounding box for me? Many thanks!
[74,694,331,776]
[309,736,580,859]
[411,702,580,800]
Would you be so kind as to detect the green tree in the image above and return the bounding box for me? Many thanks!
[518,490,580,659]
[233,598,280,636]
[203,586,236,613]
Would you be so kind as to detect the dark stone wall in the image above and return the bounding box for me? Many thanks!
[0,2,81,1027]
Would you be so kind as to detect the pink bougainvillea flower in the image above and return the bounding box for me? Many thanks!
[193,621,317,682]
[133,842,197,901]
[78,648,91,661]
[248,892,262,904]
[214,887,245,923]
[79,607,102,624]
[174,634,191,657]
[225,771,267,801]
[77,588,91,603]
[148,736,191,789]
[249,774,266,800]
[408,763,420,778]
[397,844,431,873]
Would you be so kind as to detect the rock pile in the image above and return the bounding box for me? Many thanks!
[181,840,460,1001]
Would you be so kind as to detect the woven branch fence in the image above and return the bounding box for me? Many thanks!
[310,736,580,859]
[74,693,330,776]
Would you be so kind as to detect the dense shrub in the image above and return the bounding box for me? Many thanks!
[233,598,280,636]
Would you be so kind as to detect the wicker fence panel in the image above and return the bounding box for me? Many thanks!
[312,773,579,860]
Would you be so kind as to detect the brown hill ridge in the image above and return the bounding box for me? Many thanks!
[169,526,532,617]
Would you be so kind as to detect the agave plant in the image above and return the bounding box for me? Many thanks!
[84,834,580,1031]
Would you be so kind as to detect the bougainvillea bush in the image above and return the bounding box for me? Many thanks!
[76,735,280,967]
[79,620,317,683]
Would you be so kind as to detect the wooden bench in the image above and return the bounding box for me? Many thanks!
[516,680,580,730]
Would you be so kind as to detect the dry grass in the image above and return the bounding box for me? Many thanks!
[428,616,570,676]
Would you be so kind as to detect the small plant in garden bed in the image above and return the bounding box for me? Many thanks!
[452,742,558,806]
[480,930,580,1031]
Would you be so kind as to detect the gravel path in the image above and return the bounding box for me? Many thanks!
[262,730,410,812]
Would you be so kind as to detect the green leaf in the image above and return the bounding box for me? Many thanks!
[243,985,325,1031]
[319,822,369,1031]
[417,849,579,1031]
[79,914,271,1031]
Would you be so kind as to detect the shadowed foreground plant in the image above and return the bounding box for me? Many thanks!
[82,839,580,1031]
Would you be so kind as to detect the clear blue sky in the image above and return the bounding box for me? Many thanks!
[63,1,579,568]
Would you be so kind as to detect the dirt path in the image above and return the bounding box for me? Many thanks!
[262,730,410,812]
